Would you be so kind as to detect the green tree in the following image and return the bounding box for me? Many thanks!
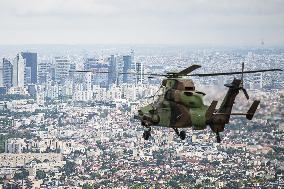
[130,184,146,189]
[13,169,29,180]
[82,183,93,189]
[168,180,181,189]
[36,170,46,180]
[63,160,76,176]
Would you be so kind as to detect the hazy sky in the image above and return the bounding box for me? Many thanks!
[0,0,283,46]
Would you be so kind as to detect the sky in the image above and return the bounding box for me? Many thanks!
[0,0,283,46]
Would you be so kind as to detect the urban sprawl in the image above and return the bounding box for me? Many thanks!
[0,46,283,188]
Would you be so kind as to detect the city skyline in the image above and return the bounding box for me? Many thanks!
[0,0,284,46]
[0,47,283,188]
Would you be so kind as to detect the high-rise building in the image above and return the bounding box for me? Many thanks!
[135,62,144,84]
[84,58,99,70]
[84,57,108,87]
[2,58,13,89]
[84,57,98,85]
[123,55,132,83]
[21,52,37,84]
[38,61,52,83]
[108,55,117,86]
[12,54,25,87]
[25,67,32,85]
[54,56,70,84]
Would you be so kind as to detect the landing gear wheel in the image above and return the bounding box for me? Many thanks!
[179,131,186,140]
[216,132,221,143]
[143,131,151,140]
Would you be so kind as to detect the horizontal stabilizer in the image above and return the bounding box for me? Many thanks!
[206,100,218,120]
[246,100,260,120]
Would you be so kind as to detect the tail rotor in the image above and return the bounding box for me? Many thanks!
[240,62,249,100]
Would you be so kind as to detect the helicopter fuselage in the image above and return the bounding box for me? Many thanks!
[138,90,208,130]
[138,78,210,130]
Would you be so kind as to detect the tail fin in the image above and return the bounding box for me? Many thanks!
[206,100,218,121]
[246,100,260,120]
[218,79,241,123]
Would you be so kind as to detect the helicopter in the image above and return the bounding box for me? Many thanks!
[134,63,282,143]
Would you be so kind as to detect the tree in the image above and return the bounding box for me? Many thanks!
[63,160,76,176]
[130,185,146,189]
[13,169,29,180]
[168,180,181,189]
[82,183,93,189]
[36,170,46,180]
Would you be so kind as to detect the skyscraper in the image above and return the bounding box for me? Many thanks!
[12,54,25,87]
[2,58,13,89]
[123,55,132,83]
[54,56,70,84]
[108,55,117,86]
[84,58,99,70]
[21,52,37,84]
[84,57,98,85]
[38,61,52,84]
[135,62,144,84]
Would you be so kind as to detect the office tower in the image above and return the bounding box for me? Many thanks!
[25,67,31,85]
[96,65,108,88]
[38,61,52,83]
[135,62,144,84]
[69,62,76,79]
[108,55,117,86]
[54,56,70,84]
[2,58,13,89]
[12,54,25,87]
[84,57,98,85]
[84,57,108,87]
[21,52,37,84]
[84,58,99,70]
[123,55,132,83]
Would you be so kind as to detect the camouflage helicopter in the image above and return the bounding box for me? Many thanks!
[134,63,282,142]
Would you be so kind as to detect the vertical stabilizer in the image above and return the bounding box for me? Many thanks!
[246,100,260,120]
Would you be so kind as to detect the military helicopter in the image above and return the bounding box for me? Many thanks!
[134,63,282,142]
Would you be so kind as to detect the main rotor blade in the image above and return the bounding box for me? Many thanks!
[188,68,283,77]
[70,70,109,74]
[178,64,201,76]
[118,72,168,77]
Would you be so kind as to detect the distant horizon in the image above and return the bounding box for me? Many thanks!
[0,43,283,48]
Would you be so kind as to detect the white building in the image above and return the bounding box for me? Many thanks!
[54,56,70,84]
[5,138,27,153]
[45,83,59,99]
[12,54,25,87]
[38,61,51,83]
[73,91,93,101]
[36,85,45,106]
